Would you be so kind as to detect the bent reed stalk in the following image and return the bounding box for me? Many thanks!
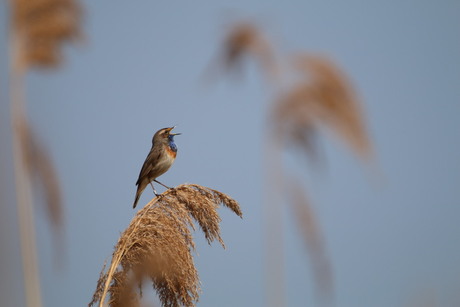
[90,184,242,307]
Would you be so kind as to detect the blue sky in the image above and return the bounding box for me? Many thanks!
[1,1,459,306]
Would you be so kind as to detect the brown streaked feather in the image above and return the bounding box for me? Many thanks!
[135,145,162,186]
[133,143,175,208]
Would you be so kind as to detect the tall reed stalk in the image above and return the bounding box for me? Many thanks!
[7,0,81,306]
[9,28,42,307]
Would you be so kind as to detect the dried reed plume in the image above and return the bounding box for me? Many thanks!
[8,1,81,306]
[273,54,372,159]
[207,22,278,81]
[214,21,373,307]
[90,184,242,307]
[11,0,81,69]
[9,0,81,228]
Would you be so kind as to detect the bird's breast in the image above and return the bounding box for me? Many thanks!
[149,147,176,179]
[165,145,177,159]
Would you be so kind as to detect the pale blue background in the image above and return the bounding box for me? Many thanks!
[1,1,459,306]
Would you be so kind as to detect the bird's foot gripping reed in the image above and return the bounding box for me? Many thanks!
[89,184,242,307]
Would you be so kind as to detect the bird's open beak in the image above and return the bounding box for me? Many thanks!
[169,126,181,136]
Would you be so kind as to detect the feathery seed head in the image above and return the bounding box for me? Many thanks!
[90,184,242,307]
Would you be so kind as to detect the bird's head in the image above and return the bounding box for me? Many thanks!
[153,126,181,144]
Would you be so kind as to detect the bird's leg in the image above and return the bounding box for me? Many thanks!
[154,179,171,189]
[149,182,160,196]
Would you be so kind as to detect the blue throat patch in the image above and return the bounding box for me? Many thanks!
[168,135,177,152]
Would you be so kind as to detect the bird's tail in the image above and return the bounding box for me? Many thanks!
[133,192,141,209]
[133,183,146,209]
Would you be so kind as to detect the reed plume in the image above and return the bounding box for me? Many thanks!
[9,0,81,230]
[206,22,277,82]
[273,54,371,159]
[89,184,242,307]
[223,23,274,73]
[11,0,81,69]
[213,21,373,307]
[8,1,81,306]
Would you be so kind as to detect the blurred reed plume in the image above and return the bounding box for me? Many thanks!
[89,184,242,307]
[273,54,371,159]
[8,0,82,306]
[214,21,372,307]
[11,0,81,69]
[205,22,278,82]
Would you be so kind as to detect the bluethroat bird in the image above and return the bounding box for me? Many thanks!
[132,126,181,208]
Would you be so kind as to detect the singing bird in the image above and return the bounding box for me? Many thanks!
[132,126,181,208]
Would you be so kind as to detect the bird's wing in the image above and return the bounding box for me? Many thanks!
[135,146,161,186]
